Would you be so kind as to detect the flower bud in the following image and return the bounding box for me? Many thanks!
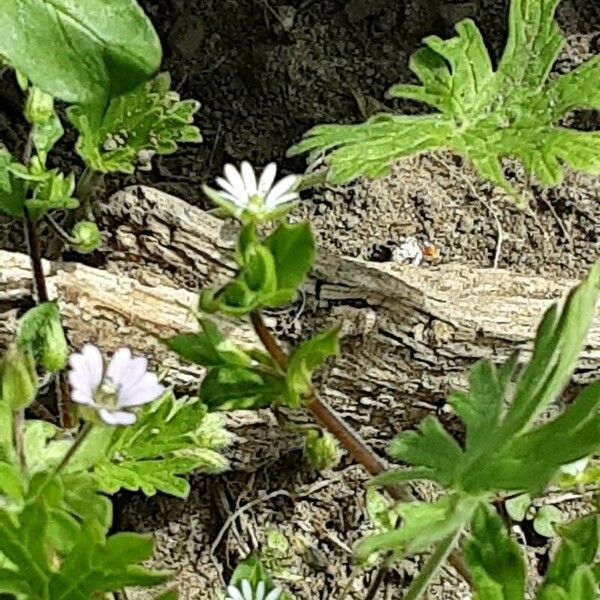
[71,221,101,254]
[1,345,37,410]
[40,317,69,373]
[304,429,341,471]
[25,87,55,125]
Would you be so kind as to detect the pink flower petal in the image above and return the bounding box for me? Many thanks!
[98,408,136,426]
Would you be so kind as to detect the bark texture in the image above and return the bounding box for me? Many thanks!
[1,186,599,465]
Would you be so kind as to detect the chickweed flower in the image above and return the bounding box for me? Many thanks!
[69,345,164,426]
[204,161,299,221]
[226,580,282,600]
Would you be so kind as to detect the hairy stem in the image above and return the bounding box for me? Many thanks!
[249,311,473,592]
[52,422,92,476]
[12,410,27,474]
[403,531,462,600]
[23,205,49,303]
[21,130,73,428]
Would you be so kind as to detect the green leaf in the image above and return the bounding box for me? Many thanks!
[17,301,68,372]
[25,169,78,220]
[388,416,464,488]
[365,488,398,533]
[286,327,339,406]
[23,420,71,474]
[243,244,278,296]
[230,556,272,588]
[289,2,600,204]
[48,521,170,597]
[533,505,564,538]
[265,222,315,295]
[356,494,478,561]
[201,222,315,316]
[200,366,286,411]
[379,260,600,496]
[78,394,231,498]
[69,73,201,174]
[25,87,64,162]
[538,514,599,599]
[0,501,51,596]
[165,319,252,368]
[0,147,26,218]
[462,504,526,600]
[0,462,24,508]
[0,0,161,109]
[505,494,531,523]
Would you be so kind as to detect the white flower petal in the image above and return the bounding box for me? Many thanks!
[98,408,136,426]
[106,348,132,386]
[117,356,148,392]
[68,369,92,395]
[224,164,248,200]
[266,191,298,208]
[69,345,103,394]
[255,581,265,600]
[71,389,95,406]
[217,189,248,208]
[265,589,282,600]
[118,373,164,408]
[81,344,104,390]
[226,587,245,600]
[241,161,258,196]
[241,580,253,600]
[258,162,277,195]
[264,174,298,207]
[216,176,245,202]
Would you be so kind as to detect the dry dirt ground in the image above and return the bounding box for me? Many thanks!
[0,0,599,598]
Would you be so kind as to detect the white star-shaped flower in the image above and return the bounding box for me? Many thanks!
[204,161,299,220]
[226,580,282,600]
[68,344,165,426]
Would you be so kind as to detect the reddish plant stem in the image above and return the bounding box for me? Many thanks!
[23,206,73,428]
[249,311,473,590]
[250,312,392,479]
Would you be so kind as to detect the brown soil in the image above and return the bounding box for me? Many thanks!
[1,0,599,598]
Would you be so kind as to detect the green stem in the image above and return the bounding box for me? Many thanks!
[403,531,463,600]
[45,213,79,245]
[27,422,92,505]
[75,167,103,221]
[52,422,92,477]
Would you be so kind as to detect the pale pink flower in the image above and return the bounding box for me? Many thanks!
[68,345,164,426]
